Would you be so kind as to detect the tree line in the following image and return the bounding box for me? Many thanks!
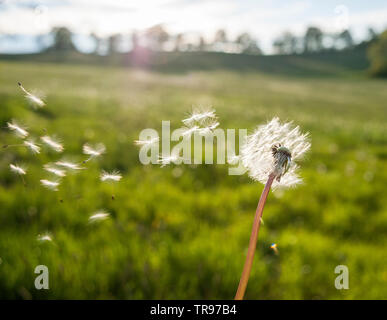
[47,24,380,56]
[48,25,261,55]
[27,24,387,77]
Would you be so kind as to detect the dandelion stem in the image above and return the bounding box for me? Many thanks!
[235,172,275,300]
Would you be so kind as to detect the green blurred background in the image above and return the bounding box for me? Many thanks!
[1,9,387,298]
[1,52,386,299]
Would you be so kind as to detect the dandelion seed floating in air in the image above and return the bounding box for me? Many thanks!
[134,137,159,146]
[181,107,219,136]
[44,164,66,177]
[6,120,29,138]
[182,107,216,126]
[82,143,106,163]
[40,179,60,191]
[181,125,199,137]
[100,170,122,200]
[158,154,184,167]
[18,82,45,108]
[9,164,26,175]
[41,135,64,152]
[37,233,53,242]
[88,211,110,223]
[24,139,41,154]
[100,170,122,182]
[235,117,310,300]
[56,160,82,170]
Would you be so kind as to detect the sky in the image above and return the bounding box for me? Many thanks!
[0,0,386,53]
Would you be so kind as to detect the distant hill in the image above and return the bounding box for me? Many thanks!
[0,45,370,77]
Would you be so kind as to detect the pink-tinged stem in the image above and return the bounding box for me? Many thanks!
[235,172,276,300]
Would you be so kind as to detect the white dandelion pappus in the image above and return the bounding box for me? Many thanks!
[44,164,66,177]
[198,120,220,135]
[83,143,106,160]
[55,160,82,170]
[24,140,41,154]
[41,135,64,152]
[40,179,60,191]
[134,137,159,146]
[240,117,310,189]
[9,164,26,175]
[182,108,216,125]
[158,154,185,167]
[37,233,53,242]
[18,82,45,108]
[88,211,110,223]
[7,120,29,138]
[181,125,199,137]
[100,170,122,182]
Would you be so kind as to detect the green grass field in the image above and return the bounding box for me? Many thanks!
[0,57,386,299]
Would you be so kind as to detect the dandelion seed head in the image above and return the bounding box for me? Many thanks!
[9,164,26,175]
[241,117,310,189]
[7,120,29,138]
[41,135,64,152]
[83,143,106,157]
[100,170,122,182]
[89,211,110,223]
[40,179,60,191]
[24,140,40,154]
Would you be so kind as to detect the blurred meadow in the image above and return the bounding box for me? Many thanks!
[0,51,386,299]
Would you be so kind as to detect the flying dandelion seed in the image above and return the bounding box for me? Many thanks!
[182,108,216,125]
[181,125,199,137]
[18,82,45,107]
[9,164,26,175]
[23,140,41,154]
[6,120,29,138]
[82,143,106,162]
[100,170,121,200]
[41,135,64,152]
[158,154,184,167]
[37,233,53,242]
[198,120,220,135]
[134,137,159,146]
[235,117,310,300]
[56,160,82,170]
[100,170,122,182]
[270,243,279,254]
[88,211,110,223]
[40,179,60,191]
[43,164,66,177]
